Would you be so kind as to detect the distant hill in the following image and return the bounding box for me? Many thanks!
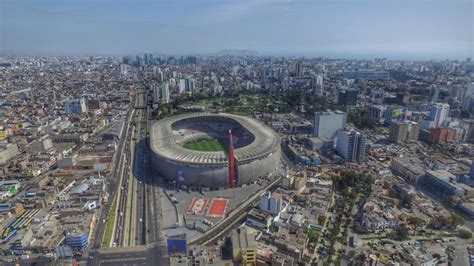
[216,49,258,56]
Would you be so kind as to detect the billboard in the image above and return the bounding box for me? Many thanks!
[167,237,187,254]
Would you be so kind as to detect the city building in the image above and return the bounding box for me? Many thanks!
[295,61,303,77]
[161,82,170,104]
[421,103,450,129]
[313,110,347,139]
[418,170,472,201]
[153,85,160,104]
[0,143,20,165]
[384,105,407,125]
[389,121,420,143]
[230,229,257,266]
[337,89,358,106]
[336,129,367,162]
[428,127,455,145]
[389,157,425,184]
[338,70,390,80]
[313,75,323,95]
[65,98,87,115]
[259,191,283,215]
[369,105,388,124]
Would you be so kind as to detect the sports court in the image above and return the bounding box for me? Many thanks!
[186,197,208,215]
[207,198,229,217]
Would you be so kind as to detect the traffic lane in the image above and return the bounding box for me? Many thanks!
[95,251,149,266]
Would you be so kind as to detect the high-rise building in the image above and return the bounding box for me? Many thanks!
[313,75,323,95]
[153,66,164,82]
[428,127,455,144]
[337,89,358,106]
[185,78,195,93]
[384,106,407,125]
[295,61,303,77]
[153,86,160,104]
[336,129,367,162]
[178,79,186,94]
[430,103,450,127]
[120,63,131,75]
[65,98,87,115]
[160,82,170,104]
[389,121,420,143]
[421,103,450,129]
[313,110,347,139]
[259,191,282,215]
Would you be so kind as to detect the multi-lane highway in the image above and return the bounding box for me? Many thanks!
[87,90,169,265]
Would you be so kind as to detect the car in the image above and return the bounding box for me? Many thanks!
[112,242,117,247]
[140,218,143,222]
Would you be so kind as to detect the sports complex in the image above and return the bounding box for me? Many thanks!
[149,113,281,188]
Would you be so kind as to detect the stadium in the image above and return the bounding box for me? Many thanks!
[149,113,281,188]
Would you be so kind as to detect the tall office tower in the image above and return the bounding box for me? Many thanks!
[153,86,161,104]
[65,98,87,115]
[295,61,303,77]
[428,103,450,128]
[337,89,359,106]
[389,121,420,143]
[160,82,170,104]
[153,66,164,82]
[178,79,186,94]
[336,129,367,162]
[313,75,323,95]
[259,191,282,215]
[313,110,347,138]
[389,122,408,143]
[185,78,195,93]
[260,67,267,82]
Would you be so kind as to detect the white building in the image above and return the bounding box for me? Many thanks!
[313,110,347,139]
[421,103,450,129]
[336,129,367,162]
[259,191,282,215]
[161,82,170,104]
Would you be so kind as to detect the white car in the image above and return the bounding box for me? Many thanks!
[139,218,143,223]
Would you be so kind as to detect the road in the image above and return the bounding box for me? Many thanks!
[87,92,169,265]
[88,244,168,266]
[91,103,135,250]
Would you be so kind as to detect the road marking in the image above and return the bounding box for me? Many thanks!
[99,257,147,264]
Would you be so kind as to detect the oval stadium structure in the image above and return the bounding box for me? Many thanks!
[150,113,281,188]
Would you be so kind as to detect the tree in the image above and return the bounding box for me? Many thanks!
[457,229,472,239]
[407,216,426,236]
[390,224,409,241]
[450,213,465,227]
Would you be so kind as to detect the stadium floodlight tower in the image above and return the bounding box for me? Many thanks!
[229,129,236,188]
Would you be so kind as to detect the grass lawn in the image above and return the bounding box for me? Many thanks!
[102,198,117,247]
[183,138,226,152]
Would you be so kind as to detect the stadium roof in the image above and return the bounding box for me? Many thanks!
[150,113,280,165]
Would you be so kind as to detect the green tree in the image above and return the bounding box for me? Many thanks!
[407,216,425,236]
[457,229,472,239]
[450,213,465,226]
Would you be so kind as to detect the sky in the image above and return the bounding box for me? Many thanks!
[1,0,473,59]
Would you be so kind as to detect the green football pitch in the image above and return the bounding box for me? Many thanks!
[183,138,226,152]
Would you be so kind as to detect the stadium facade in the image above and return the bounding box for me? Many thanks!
[149,113,281,188]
